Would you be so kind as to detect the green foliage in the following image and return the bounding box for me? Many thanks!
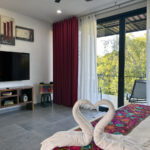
[97,33,146,96]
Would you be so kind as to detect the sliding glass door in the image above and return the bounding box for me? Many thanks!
[97,8,146,108]
[124,14,146,105]
[97,20,119,109]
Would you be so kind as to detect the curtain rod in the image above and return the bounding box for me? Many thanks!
[79,0,146,18]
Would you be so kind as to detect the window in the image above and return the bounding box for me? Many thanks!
[97,8,146,107]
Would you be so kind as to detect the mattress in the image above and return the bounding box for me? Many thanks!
[54,104,150,150]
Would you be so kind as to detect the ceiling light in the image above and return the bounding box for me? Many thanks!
[57,9,62,14]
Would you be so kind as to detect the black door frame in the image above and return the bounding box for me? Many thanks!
[97,7,146,107]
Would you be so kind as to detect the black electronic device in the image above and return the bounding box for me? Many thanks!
[0,51,30,81]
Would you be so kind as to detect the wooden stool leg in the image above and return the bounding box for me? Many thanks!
[41,95,43,104]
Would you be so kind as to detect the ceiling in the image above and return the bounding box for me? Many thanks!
[97,13,146,37]
[0,0,142,23]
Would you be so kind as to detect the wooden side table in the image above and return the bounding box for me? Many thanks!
[0,86,34,111]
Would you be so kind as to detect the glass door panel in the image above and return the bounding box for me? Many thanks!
[97,19,119,109]
[124,13,146,105]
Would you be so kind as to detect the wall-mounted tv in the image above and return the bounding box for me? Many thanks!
[0,51,30,82]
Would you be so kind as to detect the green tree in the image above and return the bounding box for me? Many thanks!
[97,33,146,95]
[125,34,146,93]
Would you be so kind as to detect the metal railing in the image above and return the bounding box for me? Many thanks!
[97,74,146,96]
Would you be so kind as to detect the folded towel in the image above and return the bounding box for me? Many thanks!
[41,100,96,150]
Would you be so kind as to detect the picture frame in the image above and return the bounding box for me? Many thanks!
[0,15,15,45]
[16,26,34,42]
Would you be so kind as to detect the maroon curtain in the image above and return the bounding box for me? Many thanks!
[53,17,78,107]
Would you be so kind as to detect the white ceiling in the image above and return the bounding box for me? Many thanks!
[0,0,140,23]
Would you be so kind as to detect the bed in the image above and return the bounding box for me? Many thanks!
[53,104,150,150]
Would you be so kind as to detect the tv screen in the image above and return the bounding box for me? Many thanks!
[0,51,30,81]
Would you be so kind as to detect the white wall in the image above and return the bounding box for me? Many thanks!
[147,0,150,105]
[0,8,53,103]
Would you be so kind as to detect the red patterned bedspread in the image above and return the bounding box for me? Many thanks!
[54,104,150,150]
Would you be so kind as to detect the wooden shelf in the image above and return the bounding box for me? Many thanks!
[19,101,32,105]
[1,104,18,109]
[0,95,18,99]
[0,86,34,111]
[1,101,33,109]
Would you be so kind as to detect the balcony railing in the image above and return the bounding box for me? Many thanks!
[97,74,146,108]
[97,74,146,96]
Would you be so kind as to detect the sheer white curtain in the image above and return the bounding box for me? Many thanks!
[78,15,99,105]
[147,0,150,105]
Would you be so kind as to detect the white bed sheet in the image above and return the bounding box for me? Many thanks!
[128,116,150,146]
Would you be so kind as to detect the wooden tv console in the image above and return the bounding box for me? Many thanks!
[0,86,34,111]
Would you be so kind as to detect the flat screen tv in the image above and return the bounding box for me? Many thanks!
[0,51,30,81]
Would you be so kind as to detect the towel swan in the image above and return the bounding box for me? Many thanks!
[94,99,150,150]
[41,100,96,150]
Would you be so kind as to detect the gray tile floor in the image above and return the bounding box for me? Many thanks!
[0,104,103,150]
